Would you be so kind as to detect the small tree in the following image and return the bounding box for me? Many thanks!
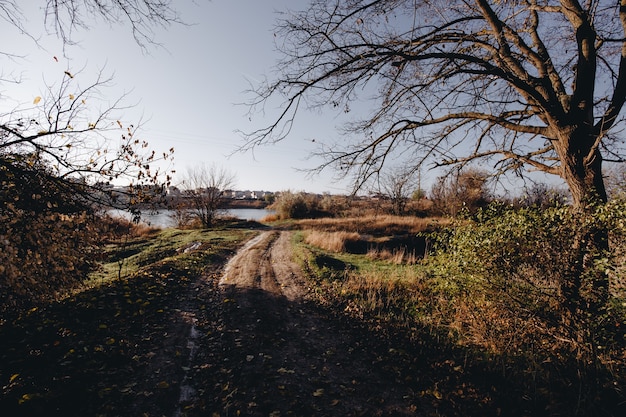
[376,169,415,215]
[182,164,236,228]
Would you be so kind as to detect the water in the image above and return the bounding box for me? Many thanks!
[107,208,274,228]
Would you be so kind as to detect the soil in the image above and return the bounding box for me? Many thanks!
[182,231,503,416]
[207,230,419,416]
[1,229,528,416]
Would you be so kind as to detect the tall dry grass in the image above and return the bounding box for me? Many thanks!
[296,214,450,235]
[366,247,420,265]
[304,230,362,253]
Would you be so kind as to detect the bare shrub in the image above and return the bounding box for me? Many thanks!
[270,191,327,219]
[260,213,280,222]
[430,169,491,217]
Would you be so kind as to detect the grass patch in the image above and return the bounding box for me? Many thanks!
[86,226,257,293]
[304,230,362,253]
[291,208,626,416]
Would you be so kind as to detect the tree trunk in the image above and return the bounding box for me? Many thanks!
[559,138,609,318]
[562,145,607,210]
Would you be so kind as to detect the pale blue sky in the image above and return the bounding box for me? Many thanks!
[1,1,571,197]
[0,0,359,194]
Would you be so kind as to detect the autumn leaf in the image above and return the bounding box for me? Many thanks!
[33,96,42,105]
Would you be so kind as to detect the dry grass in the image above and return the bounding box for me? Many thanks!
[295,214,450,236]
[261,213,280,222]
[100,215,161,240]
[304,230,362,253]
[333,267,427,324]
[366,247,420,265]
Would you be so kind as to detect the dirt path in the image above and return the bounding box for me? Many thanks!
[184,230,425,416]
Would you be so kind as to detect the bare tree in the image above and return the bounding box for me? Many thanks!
[0,1,180,50]
[1,0,180,206]
[1,1,179,309]
[182,164,236,228]
[244,0,626,211]
[376,168,415,215]
[1,69,174,211]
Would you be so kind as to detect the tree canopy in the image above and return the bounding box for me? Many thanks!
[245,0,626,207]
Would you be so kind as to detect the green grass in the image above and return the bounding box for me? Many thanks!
[87,227,258,290]
[290,215,626,416]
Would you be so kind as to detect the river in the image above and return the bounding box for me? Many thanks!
[108,208,275,228]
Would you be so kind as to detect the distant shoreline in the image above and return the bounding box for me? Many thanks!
[220,199,269,210]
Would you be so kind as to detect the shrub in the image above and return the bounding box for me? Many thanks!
[270,191,329,219]
[0,209,102,313]
[422,201,626,366]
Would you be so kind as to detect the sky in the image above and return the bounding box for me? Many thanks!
[0,0,361,194]
[1,1,573,197]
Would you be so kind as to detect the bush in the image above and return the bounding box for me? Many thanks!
[0,156,107,314]
[270,191,330,219]
[422,201,626,373]
[0,209,102,313]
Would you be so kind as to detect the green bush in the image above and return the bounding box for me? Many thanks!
[422,201,626,361]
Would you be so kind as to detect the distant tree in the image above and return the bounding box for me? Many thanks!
[605,164,626,199]
[182,164,236,227]
[519,182,569,208]
[411,189,426,200]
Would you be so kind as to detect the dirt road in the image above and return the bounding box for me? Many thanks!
[186,230,424,416]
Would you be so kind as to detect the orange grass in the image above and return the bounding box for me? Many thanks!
[366,247,420,265]
[304,230,362,253]
[295,215,450,235]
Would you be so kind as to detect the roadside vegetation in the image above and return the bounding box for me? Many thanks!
[288,197,626,415]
